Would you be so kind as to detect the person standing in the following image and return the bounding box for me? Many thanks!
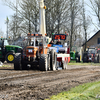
[56,39,61,45]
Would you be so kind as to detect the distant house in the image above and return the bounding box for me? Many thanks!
[82,30,100,50]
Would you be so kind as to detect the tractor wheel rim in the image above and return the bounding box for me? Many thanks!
[8,55,14,61]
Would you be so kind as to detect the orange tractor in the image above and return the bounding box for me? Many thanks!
[14,33,57,71]
[14,0,57,71]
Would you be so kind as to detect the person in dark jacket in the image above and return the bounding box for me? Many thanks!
[56,39,61,45]
[49,40,54,44]
[36,39,38,46]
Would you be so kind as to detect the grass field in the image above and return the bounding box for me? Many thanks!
[68,61,100,66]
[45,61,100,100]
[46,81,100,100]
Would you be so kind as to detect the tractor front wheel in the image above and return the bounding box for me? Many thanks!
[5,52,15,63]
[22,63,29,70]
[62,62,66,69]
[50,49,57,71]
[76,55,80,62]
[94,55,99,63]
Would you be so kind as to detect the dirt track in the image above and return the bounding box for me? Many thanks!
[0,64,100,100]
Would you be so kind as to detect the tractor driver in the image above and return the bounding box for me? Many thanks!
[36,39,38,46]
[39,40,43,53]
[32,39,38,46]
[49,40,54,44]
[56,39,61,45]
[39,40,43,46]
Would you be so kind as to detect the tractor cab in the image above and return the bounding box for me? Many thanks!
[25,33,48,47]
[13,0,57,71]
[23,33,49,60]
[0,38,9,47]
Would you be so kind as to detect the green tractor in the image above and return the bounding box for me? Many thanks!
[70,46,80,62]
[0,38,22,63]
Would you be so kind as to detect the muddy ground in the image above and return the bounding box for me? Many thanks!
[0,64,100,100]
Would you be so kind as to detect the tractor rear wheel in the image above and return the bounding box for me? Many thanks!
[83,52,88,63]
[94,55,99,63]
[47,54,50,71]
[76,55,80,62]
[83,56,88,63]
[14,53,22,70]
[50,49,57,71]
[62,62,66,69]
[97,55,99,63]
[0,58,5,63]
[22,63,28,70]
[5,52,15,63]
[39,54,48,71]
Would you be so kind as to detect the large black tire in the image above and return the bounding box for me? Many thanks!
[94,56,97,63]
[76,55,80,62]
[22,63,29,70]
[14,53,22,70]
[0,58,5,63]
[98,55,100,63]
[94,55,99,63]
[50,49,57,71]
[47,49,51,71]
[5,52,15,63]
[47,54,50,71]
[62,62,67,69]
[39,54,48,71]
[83,52,88,63]
[83,56,88,63]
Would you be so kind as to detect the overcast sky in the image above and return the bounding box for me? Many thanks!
[0,0,99,38]
[0,0,14,37]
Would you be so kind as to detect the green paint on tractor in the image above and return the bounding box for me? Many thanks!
[0,38,22,63]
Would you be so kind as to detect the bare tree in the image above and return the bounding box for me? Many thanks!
[66,0,82,50]
[82,0,91,51]
[0,28,4,37]
[89,0,100,25]
[2,0,85,46]
[19,0,39,33]
[82,0,87,51]
[45,0,70,37]
[2,0,39,40]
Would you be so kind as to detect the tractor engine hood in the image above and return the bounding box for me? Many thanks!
[25,46,38,57]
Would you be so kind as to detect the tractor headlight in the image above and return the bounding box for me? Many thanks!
[27,48,34,53]
[28,49,33,53]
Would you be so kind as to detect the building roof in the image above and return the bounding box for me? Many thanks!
[82,30,100,46]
